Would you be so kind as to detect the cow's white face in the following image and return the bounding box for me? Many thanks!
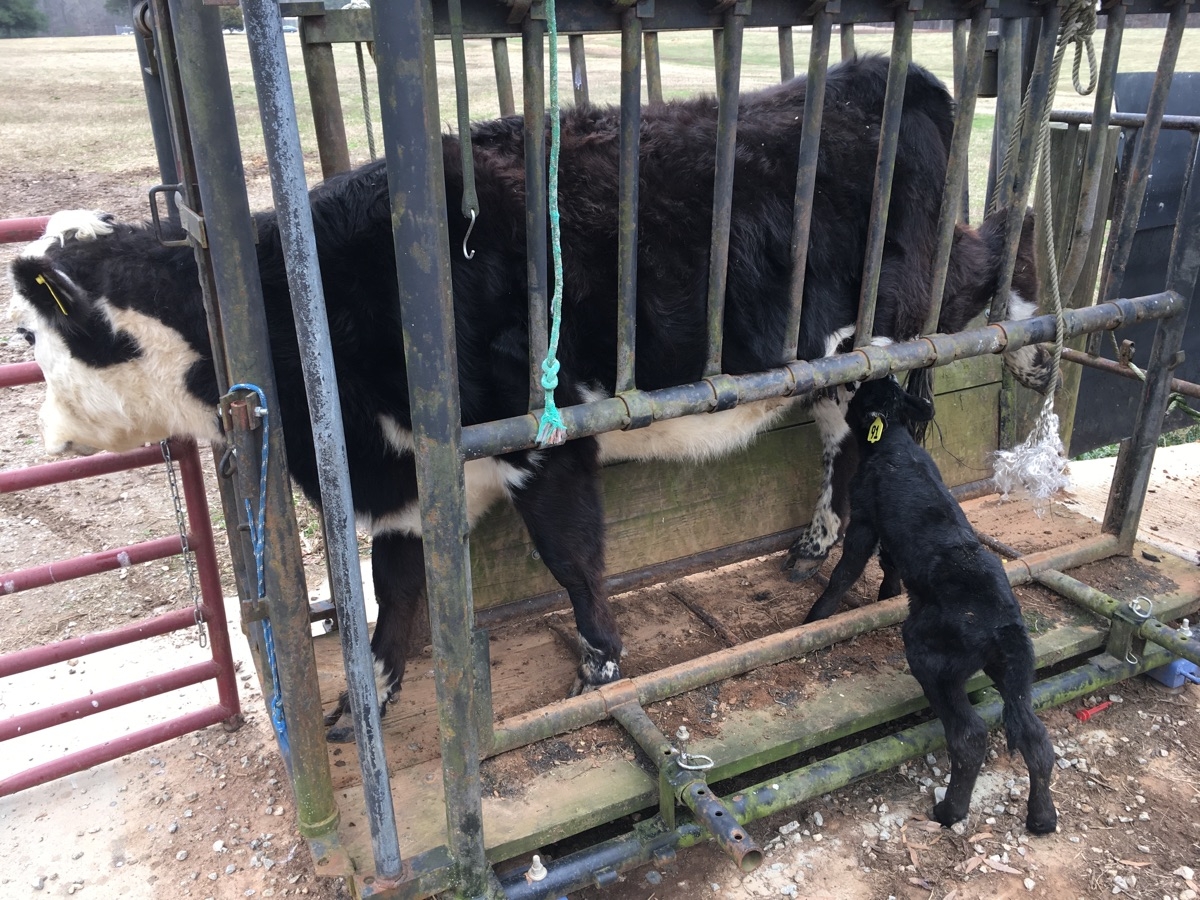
[8,211,220,455]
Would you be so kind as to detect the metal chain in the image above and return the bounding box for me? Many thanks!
[161,439,207,648]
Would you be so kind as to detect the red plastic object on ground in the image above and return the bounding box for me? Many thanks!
[1075,700,1113,722]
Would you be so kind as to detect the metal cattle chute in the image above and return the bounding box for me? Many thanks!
[127,0,1200,896]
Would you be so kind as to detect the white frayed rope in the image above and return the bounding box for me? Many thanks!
[993,395,1071,514]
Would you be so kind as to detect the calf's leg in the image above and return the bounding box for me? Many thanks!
[325,531,427,743]
[984,654,1058,834]
[803,517,877,624]
[908,646,988,827]
[510,440,623,695]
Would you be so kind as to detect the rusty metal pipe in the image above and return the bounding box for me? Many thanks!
[1060,348,1200,400]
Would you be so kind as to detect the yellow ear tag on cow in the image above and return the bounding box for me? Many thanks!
[35,274,69,316]
[867,416,884,443]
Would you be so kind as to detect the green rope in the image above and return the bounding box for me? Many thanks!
[536,0,567,448]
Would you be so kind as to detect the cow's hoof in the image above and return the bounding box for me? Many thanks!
[569,657,621,697]
[785,556,824,583]
[1025,806,1058,835]
[323,692,350,728]
[1004,343,1061,395]
[325,723,357,743]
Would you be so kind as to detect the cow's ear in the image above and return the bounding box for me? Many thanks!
[901,391,935,424]
[10,258,84,321]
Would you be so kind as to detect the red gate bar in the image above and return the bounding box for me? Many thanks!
[0,353,241,795]
[0,706,233,796]
[2,535,183,594]
[0,443,169,492]
[0,216,50,244]
[0,362,43,389]
[0,606,205,679]
[0,660,221,742]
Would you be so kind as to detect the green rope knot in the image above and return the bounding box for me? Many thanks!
[535,0,568,450]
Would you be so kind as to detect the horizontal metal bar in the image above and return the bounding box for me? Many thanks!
[0,660,221,742]
[0,443,169,492]
[724,642,1173,823]
[296,2,1158,45]
[489,534,1119,757]
[499,644,1173,900]
[0,216,50,244]
[0,704,234,796]
[462,292,1184,460]
[0,362,43,389]
[1049,110,1200,133]
[1061,348,1200,400]
[0,607,202,679]
[1,535,184,594]
[1036,568,1200,667]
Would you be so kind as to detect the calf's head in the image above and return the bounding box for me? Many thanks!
[7,211,218,454]
[848,376,935,442]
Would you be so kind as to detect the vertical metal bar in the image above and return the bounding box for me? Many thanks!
[713,28,724,90]
[644,30,663,104]
[925,5,992,334]
[704,6,745,376]
[371,0,497,895]
[492,37,516,117]
[616,8,642,394]
[524,14,549,411]
[783,4,833,360]
[985,18,1023,215]
[778,25,794,82]
[1087,127,1139,355]
[1107,162,1200,548]
[569,33,590,106]
[853,5,914,347]
[174,438,241,722]
[241,0,400,877]
[1096,3,1189,308]
[839,22,855,61]
[989,2,1061,324]
[164,0,339,846]
[1056,3,1124,301]
[132,0,181,229]
[297,17,352,178]
[951,16,969,221]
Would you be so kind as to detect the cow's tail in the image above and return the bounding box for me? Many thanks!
[905,367,934,445]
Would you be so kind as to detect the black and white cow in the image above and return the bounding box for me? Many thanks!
[8,57,1050,741]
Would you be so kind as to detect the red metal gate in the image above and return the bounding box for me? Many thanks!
[0,217,240,795]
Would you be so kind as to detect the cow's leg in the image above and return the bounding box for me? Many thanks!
[509,439,622,695]
[784,391,855,580]
[324,531,425,743]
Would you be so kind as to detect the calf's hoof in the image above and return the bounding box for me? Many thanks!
[932,799,967,828]
[326,722,357,744]
[1025,806,1058,835]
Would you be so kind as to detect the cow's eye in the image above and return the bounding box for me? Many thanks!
[16,327,35,346]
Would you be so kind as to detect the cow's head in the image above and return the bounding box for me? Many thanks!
[8,211,220,455]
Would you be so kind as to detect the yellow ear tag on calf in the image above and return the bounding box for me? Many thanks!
[35,274,69,316]
[867,416,884,443]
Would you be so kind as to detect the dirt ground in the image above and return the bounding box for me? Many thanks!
[4,172,1200,900]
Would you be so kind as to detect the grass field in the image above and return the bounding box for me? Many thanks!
[1,23,1198,217]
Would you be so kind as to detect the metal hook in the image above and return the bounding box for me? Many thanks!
[462,208,477,260]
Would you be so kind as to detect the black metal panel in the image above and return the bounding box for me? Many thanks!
[1071,74,1200,455]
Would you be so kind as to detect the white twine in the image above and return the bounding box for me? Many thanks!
[993,395,1071,515]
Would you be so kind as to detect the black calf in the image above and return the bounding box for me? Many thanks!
[804,377,1057,834]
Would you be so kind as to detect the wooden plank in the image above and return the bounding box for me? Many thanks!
[470,381,1002,610]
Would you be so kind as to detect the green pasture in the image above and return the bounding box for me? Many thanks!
[1,24,1196,209]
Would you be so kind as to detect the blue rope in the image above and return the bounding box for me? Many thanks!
[229,382,291,768]
[536,0,567,449]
